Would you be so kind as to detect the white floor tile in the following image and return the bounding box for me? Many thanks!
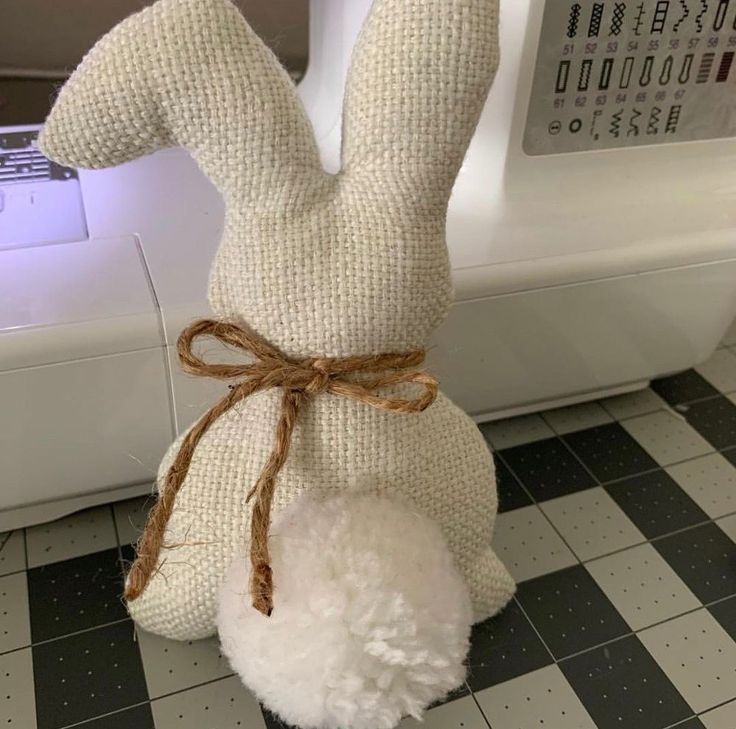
[697,348,736,393]
[667,453,736,519]
[701,699,736,729]
[479,414,554,450]
[639,609,736,713]
[0,648,36,729]
[542,402,613,435]
[586,543,700,631]
[492,505,577,583]
[137,628,232,699]
[599,388,666,420]
[399,695,489,729]
[621,410,713,466]
[541,487,645,561]
[25,505,117,568]
[475,664,597,729]
[0,531,26,577]
[0,572,30,654]
[152,675,265,729]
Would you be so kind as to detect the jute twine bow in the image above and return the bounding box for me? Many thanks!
[123,318,438,616]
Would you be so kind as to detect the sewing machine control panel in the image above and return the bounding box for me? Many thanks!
[524,1,736,154]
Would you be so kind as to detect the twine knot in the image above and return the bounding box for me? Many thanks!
[304,360,332,394]
[123,319,438,617]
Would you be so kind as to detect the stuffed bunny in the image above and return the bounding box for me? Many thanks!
[40,0,514,725]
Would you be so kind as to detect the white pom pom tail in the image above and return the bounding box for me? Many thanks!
[217,494,473,729]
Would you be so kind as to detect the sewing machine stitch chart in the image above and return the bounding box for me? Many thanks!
[524,0,736,153]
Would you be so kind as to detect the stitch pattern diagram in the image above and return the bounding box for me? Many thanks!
[665,104,682,132]
[647,106,662,134]
[650,0,670,32]
[567,3,582,37]
[695,0,708,32]
[628,107,642,136]
[620,56,635,87]
[590,109,603,140]
[716,50,735,80]
[640,55,655,85]
[609,108,624,137]
[588,2,605,36]
[714,0,730,29]
[599,57,614,88]
[659,54,674,84]
[678,53,694,82]
[610,3,627,35]
[578,58,593,90]
[555,60,571,92]
[697,51,716,81]
[633,3,646,34]
[673,0,690,31]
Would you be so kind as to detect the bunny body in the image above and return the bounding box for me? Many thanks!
[39,0,515,643]
[130,389,513,639]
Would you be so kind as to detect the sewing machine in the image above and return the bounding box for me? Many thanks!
[2,0,736,529]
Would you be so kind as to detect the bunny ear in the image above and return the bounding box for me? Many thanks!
[340,0,499,205]
[39,0,325,203]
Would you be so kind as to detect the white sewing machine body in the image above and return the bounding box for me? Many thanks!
[3,0,736,529]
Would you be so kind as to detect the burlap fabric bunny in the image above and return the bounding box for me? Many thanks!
[40,0,515,725]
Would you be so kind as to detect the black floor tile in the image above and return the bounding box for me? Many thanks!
[651,370,719,406]
[560,635,693,729]
[515,565,630,660]
[563,423,658,483]
[708,595,736,641]
[120,543,136,567]
[605,470,709,539]
[499,437,596,502]
[465,598,553,692]
[494,457,533,512]
[682,395,736,450]
[27,548,128,642]
[74,703,155,728]
[33,620,149,729]
[653,523,736,603]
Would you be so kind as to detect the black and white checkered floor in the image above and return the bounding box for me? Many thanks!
[4,342,736,729]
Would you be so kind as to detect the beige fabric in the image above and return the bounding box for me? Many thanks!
[39,0,514,640]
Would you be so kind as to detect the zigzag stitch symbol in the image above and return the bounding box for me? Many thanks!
[647,106,662,134]
[609,108,623,137]
[628,108,642,136]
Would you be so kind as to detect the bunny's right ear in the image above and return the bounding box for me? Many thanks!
[340,0,499,207]
[39,0,325,203]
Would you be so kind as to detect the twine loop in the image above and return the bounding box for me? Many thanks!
[123,318,438,616]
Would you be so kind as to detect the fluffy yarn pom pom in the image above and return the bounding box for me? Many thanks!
[217,494,473,729]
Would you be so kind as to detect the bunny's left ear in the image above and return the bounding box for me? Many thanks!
[39,0,325,203]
